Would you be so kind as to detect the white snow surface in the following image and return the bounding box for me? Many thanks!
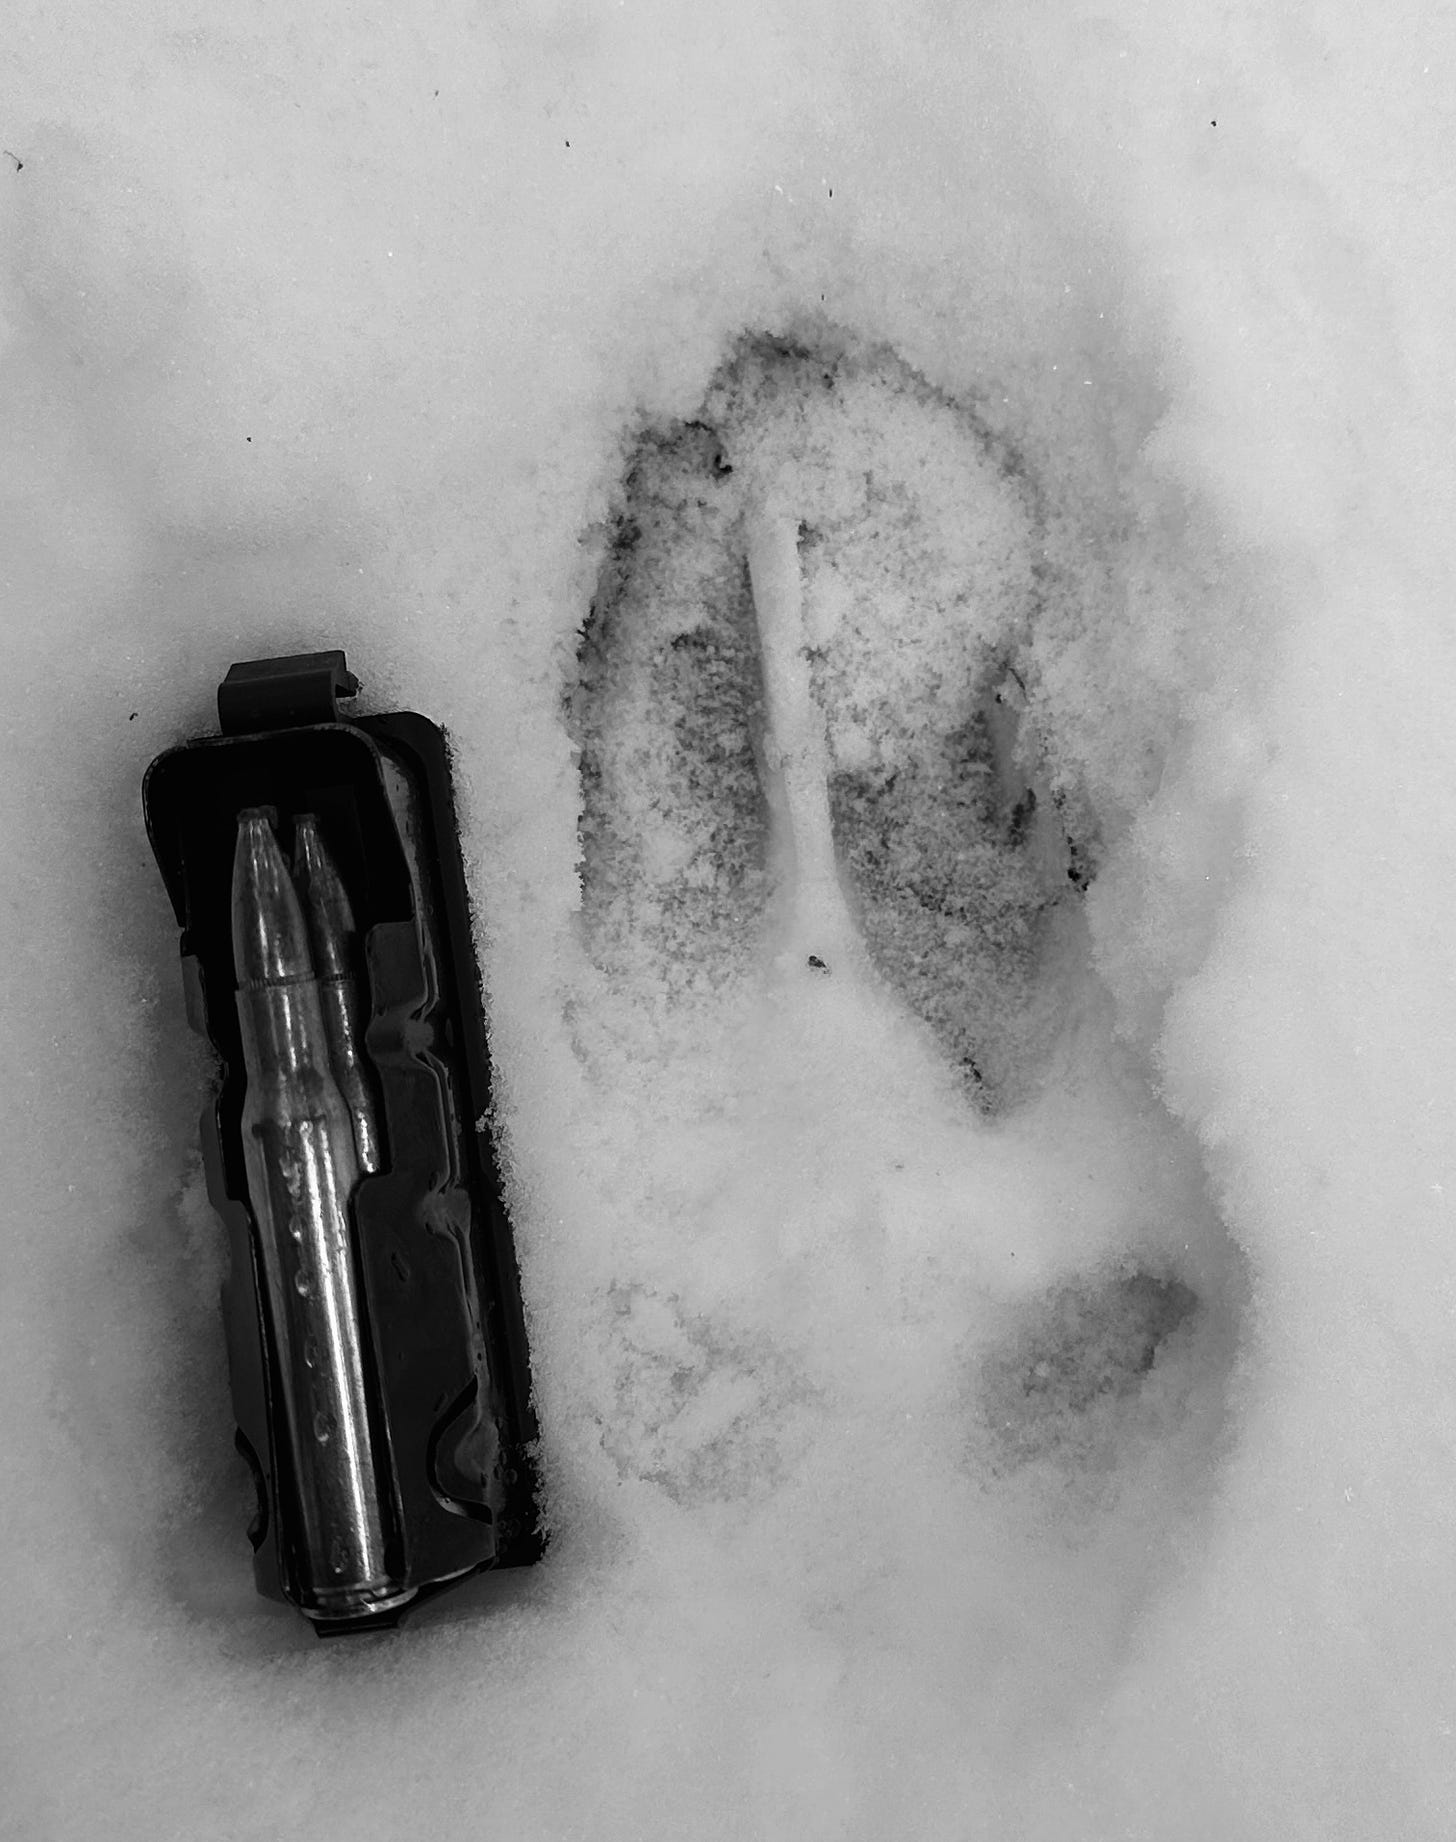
[4,3,1456,1838]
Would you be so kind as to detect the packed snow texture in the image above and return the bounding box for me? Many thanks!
[4,4,1456,1839]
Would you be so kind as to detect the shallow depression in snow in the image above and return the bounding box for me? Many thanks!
[559,326,1247,1738]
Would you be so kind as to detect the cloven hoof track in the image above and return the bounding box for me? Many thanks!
[567,329,1224,1505]
[569,331,1099,1106]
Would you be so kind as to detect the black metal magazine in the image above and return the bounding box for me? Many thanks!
[144,651,543,1633]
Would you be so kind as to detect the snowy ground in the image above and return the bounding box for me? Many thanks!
[4,4,1456,1838]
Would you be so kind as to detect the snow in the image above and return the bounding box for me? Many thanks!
[4,3,1456,1838]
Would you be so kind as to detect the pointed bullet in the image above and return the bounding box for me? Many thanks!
[233,808,314,989]
[292,814,384,1175]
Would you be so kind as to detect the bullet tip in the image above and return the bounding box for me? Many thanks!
[233,809,316,987]
[292,814,358,975]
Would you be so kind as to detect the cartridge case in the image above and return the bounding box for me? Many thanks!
[232,810,410,1621]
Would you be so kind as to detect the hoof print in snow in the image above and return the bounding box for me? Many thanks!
[974,1269,1203,1484]
[820,675,1069,1105]
[569,422,772,993]
[571,328,1097,1103]
[595,1283,807,1506]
